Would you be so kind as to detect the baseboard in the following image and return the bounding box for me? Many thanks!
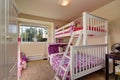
[27,55,47,61]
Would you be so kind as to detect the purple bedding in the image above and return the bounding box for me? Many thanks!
[48,43,67,55]
[50,53,103,79]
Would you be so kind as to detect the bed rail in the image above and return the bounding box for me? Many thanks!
[55,21,75,38]
[83,12,107,32]
[70,44,107,80]
[55,12,108,38]
[55,21,74,32]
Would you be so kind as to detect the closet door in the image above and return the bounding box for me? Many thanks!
[0,0,6,80]
[6,0,18,79]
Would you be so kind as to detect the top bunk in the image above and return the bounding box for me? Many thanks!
[55,12,108,38]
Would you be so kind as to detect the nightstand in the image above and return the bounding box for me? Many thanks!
[105,53,120,80]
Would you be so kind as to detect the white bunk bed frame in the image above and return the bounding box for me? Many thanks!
[52,12,108,80]
[55,12,108,44]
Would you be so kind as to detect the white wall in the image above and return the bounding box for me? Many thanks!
[20,42,47,57]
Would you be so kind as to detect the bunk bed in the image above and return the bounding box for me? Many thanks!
[55,13,107,38]
[48,12,108,80]
[48,43,67,64]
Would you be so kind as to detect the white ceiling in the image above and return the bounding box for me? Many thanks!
[15,0,114,21]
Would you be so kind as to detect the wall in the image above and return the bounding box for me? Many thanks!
[19,13,69,28]
[20,42,47,57]
[109,20,120,44]
[19,13,68,59]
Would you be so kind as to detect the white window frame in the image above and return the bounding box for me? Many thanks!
[19,25,48,43]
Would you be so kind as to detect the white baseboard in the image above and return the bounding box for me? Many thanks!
[27,55,47,61]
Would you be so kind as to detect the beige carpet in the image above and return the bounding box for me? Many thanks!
[20,60,106,80]
[20,60,55,80]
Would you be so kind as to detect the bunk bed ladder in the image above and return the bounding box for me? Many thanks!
[75,31,83,46]
[54,31,83,80]
[54,32,75,80]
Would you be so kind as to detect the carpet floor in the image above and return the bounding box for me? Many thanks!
[20,60,110,80]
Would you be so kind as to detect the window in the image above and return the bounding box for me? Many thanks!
[20,25,48,42]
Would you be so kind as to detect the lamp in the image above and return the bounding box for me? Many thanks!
[58,0,71,6]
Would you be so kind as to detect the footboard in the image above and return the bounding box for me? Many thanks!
[70,44,107,80]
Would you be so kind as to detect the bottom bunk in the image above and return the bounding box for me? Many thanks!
[49,44,107,80]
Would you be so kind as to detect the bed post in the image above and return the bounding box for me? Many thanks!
[83,12,88,45]
[105,20,108,53]
[70,46,74,80]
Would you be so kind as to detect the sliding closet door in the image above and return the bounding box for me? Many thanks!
[0,0,6,80]
[6,0,18,79]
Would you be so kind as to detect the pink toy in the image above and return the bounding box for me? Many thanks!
[20,52,27,69]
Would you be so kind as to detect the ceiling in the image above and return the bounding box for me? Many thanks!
[15,0,114,21]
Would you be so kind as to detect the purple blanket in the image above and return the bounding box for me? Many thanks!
[50,54,103,79]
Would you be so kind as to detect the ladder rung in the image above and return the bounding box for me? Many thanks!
[60,65,66,71]
[64,55,70,59]
[55,75,61,80]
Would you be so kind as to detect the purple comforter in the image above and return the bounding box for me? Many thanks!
[50,53,103,79]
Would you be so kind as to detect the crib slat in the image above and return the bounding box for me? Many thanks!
[88,48,91,69]
[76,51,78,74]
[98,47,101,65]
[99,47,101,65]
[90,17,92,31]
[85,49,87,70]
[83,49,85,71]
[92,48,95,67]
[93,18,95,31]
[79,50,81,72]
[85,49,88,70]
[102,47,103,62]
[98,47,100,66]
[87,17,89,30]
[91,47,93,67]
[96,47,98,66]
[100,47,102,65]
[97,47,99,66]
